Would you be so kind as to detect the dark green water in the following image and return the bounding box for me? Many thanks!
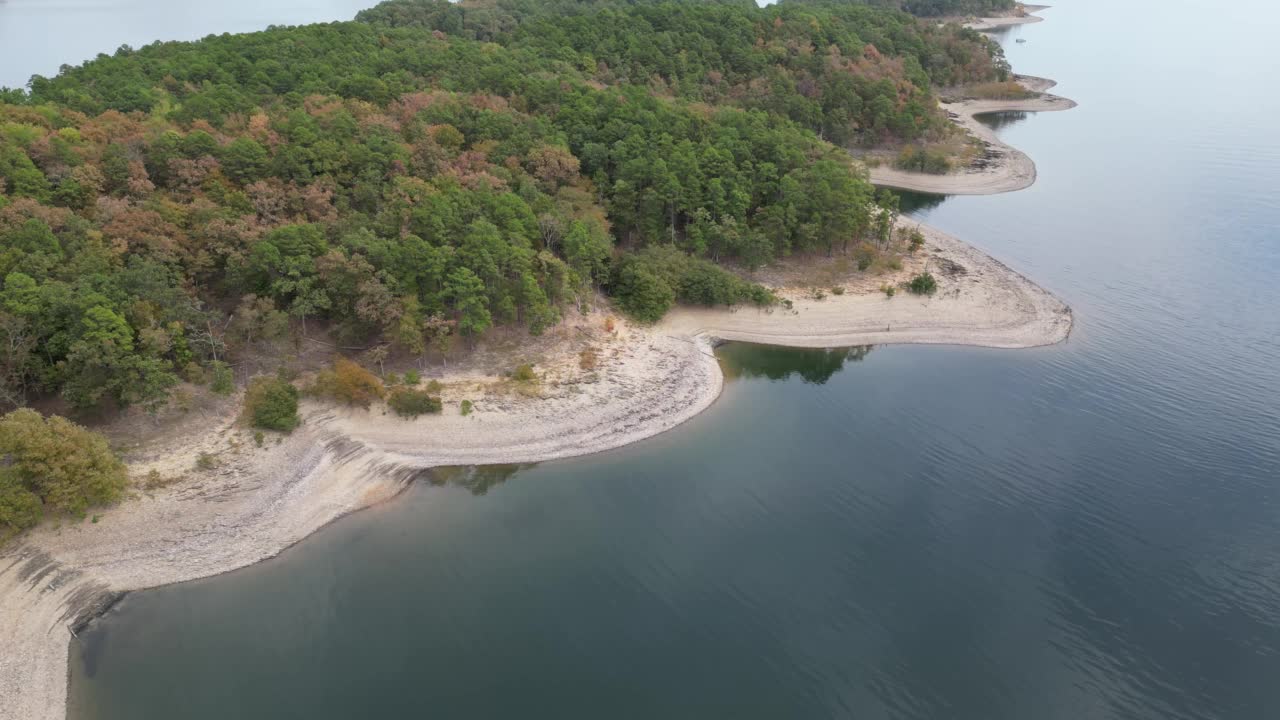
[44,0,1280,717]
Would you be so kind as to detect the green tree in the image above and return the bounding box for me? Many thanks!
[243,376,300,431]
[0,408,127,524]
[445,267,492,339]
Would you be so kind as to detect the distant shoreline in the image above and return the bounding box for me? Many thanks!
[871,7,1076,195]
[868,74,1076,195]
[0,7,1076,720]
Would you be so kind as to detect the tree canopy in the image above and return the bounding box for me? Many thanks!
[0,0,1007,416]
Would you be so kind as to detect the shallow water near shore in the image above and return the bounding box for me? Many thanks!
[27,0,1280,717]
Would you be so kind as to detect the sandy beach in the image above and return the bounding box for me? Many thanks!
[0,7,1077,718]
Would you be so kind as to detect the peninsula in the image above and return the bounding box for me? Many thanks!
[0,1,1072,718]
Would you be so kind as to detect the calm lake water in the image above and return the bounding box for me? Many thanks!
[7,0,1276,717]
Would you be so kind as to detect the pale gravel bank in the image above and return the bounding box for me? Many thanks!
[963,4,1050,32]
[0,216,1071,720]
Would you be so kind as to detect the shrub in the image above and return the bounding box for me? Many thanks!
[195,452,218,471]
[209,361,234,395]
[253,430,264,447]
[0,409,126,535]
[831,286,845,296]
[580,348,598,370]
[967,81,1036,100]
[460,400,474,416]
[388,388,442,418]
[404,369,421,385]
[310,357,385,408]
[894,146,953,175]
[384,373,400,386]
[243,376,300,431]
[908,228,926,254]
[610,261,675,323]
[181,361,207,384]
[426,379,443,393]
[512,364,537,382]
[883,284,897,298]
[908,273,938,295]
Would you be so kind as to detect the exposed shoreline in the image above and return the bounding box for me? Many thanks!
[0,10,1076,720]
[963,4,1050,32]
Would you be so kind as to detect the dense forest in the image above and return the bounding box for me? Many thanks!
[0,0,1006,421]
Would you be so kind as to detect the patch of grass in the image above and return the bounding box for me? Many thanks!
[512,363,538,382]
[404,368,421,385]
[460,399,474,416]
[830,286,845,296]
[195,452,218,471]
[579,348,598,370]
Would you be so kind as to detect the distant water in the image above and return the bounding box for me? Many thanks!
[13,0,1278,717]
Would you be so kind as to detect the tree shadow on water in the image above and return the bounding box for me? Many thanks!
[717,344,873,385]
[419,464,533,496]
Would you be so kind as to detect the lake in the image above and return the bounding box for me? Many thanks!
[9,0,1280,717]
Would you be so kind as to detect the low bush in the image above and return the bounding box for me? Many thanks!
[243,376,300,431]
[460,399,474,416]
[894,146,953,174]
[388,388,443,418]
[0,409,127,537]
[513,364,537,382]
[209,361,234,396]
[403,369,421,385]
[966,81,1035,100]
[310,358,385,408]
[908,272,938,295]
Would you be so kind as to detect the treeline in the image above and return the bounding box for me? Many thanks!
[0,0,1007,416]
[356,0,1008,144]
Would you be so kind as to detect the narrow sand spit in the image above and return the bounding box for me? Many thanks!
[869,74,1076,195]
[963,4,1050,31]
[0,215,1071,720]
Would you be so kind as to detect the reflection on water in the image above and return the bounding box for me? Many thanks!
[893,189,949,214]
[975,110,1032,131]
[422,464,530,496]
[719,343,873,385]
